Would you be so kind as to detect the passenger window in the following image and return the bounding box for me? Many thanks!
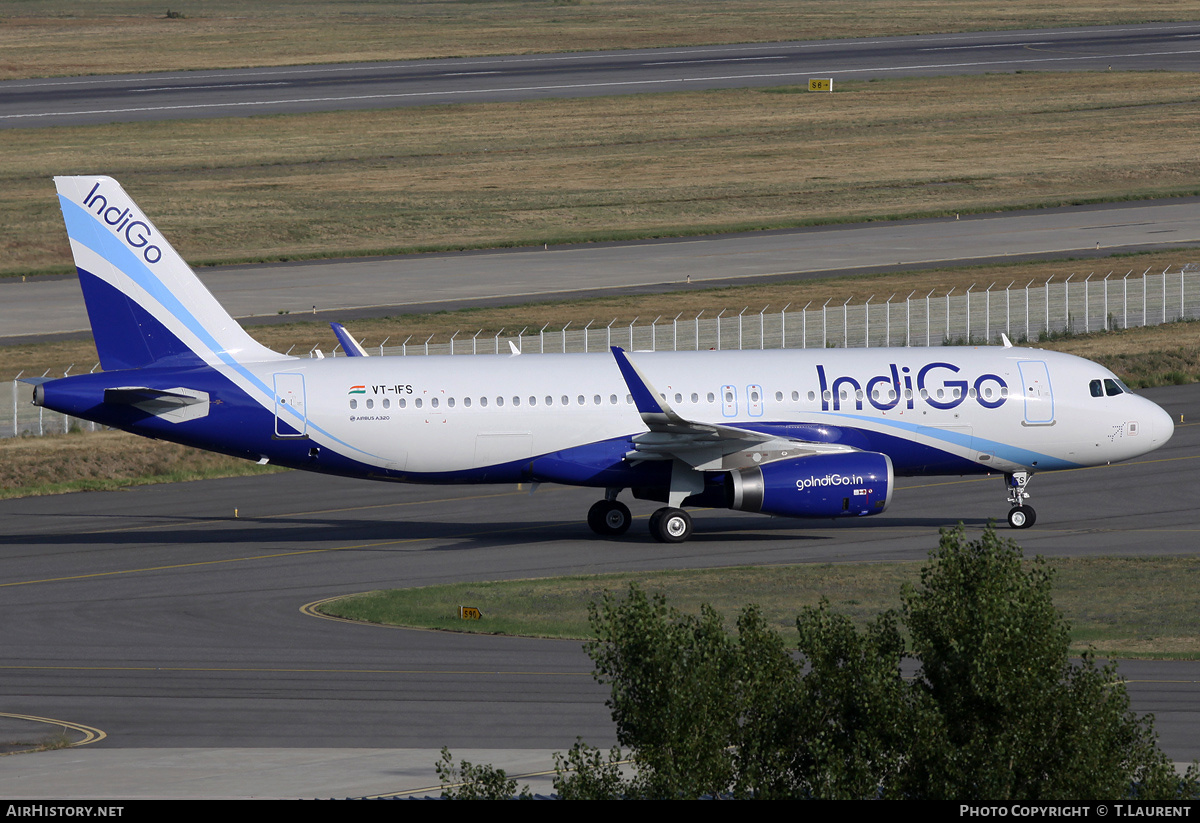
[350,399,358,409]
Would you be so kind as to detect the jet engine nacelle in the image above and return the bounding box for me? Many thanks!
[725,451,894,518]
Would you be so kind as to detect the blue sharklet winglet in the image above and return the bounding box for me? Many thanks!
[331,322,369,357]
[610,346,767,441]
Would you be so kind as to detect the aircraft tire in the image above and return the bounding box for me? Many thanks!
[1007,505,1036,529]
[588,500,632,536]
[651,507,692,543]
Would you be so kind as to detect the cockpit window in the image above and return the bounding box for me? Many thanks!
[1092,377,1134,397]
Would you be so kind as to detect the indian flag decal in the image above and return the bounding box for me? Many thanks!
[348,385,366,395]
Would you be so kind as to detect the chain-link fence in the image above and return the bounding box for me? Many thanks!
[6,265,1195,438]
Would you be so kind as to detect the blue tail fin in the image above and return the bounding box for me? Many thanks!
[55,176,286,371]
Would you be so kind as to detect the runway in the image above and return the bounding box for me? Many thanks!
[3,23,1199,128]
[0,383,1197,797]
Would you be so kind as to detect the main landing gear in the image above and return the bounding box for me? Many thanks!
[587,498,632,536]
[1005,471,1036,529]
[586,490,694,543]
[648,507,692,544]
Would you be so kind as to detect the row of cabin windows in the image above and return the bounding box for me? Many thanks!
[347,384,1011,410]
[351,394,636,410]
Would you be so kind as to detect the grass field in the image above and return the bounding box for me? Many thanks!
[5,72,1200,276]
[317,556,1200,658]
[0,430,280,499]
[4,1,1200,80]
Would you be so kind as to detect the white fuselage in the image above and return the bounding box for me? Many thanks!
[253,346,1173,479]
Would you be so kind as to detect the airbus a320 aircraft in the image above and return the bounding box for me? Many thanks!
[29,176,1174,543]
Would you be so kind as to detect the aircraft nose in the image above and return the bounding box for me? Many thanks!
[1141,398,1175,447]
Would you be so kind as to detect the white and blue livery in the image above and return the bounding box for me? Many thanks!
[31,176,1175,542]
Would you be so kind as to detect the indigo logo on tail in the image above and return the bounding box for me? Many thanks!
[82,181,163,264]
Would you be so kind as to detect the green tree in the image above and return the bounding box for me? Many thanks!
[900,524,1195,800]
[552,740,627,800]
[572,525,1198,799]
[586,587,738,798]
[787,603,919,799]
[436,747,532,800]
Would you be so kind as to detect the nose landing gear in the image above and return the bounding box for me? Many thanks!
[1005,471,1036,529]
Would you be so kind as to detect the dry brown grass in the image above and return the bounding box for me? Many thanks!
[4,1,1200,80]
[0,429,278,496]
[4,72,1200,275]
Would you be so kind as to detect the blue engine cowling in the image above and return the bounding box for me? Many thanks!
[725,451,894,518]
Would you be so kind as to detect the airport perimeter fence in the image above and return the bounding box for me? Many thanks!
[5,264,1197,438]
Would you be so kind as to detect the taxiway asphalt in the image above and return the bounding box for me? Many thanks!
[0,384,1197,797]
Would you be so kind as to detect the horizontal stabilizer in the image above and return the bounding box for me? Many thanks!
[103,386,210,423]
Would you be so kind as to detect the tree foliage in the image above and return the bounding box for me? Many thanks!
[569,525,1199,800]
[584,591,738,797]
[436,747,532,800]
[899,525,1191,800]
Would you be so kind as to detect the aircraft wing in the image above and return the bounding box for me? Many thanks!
[610,347,854,470]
